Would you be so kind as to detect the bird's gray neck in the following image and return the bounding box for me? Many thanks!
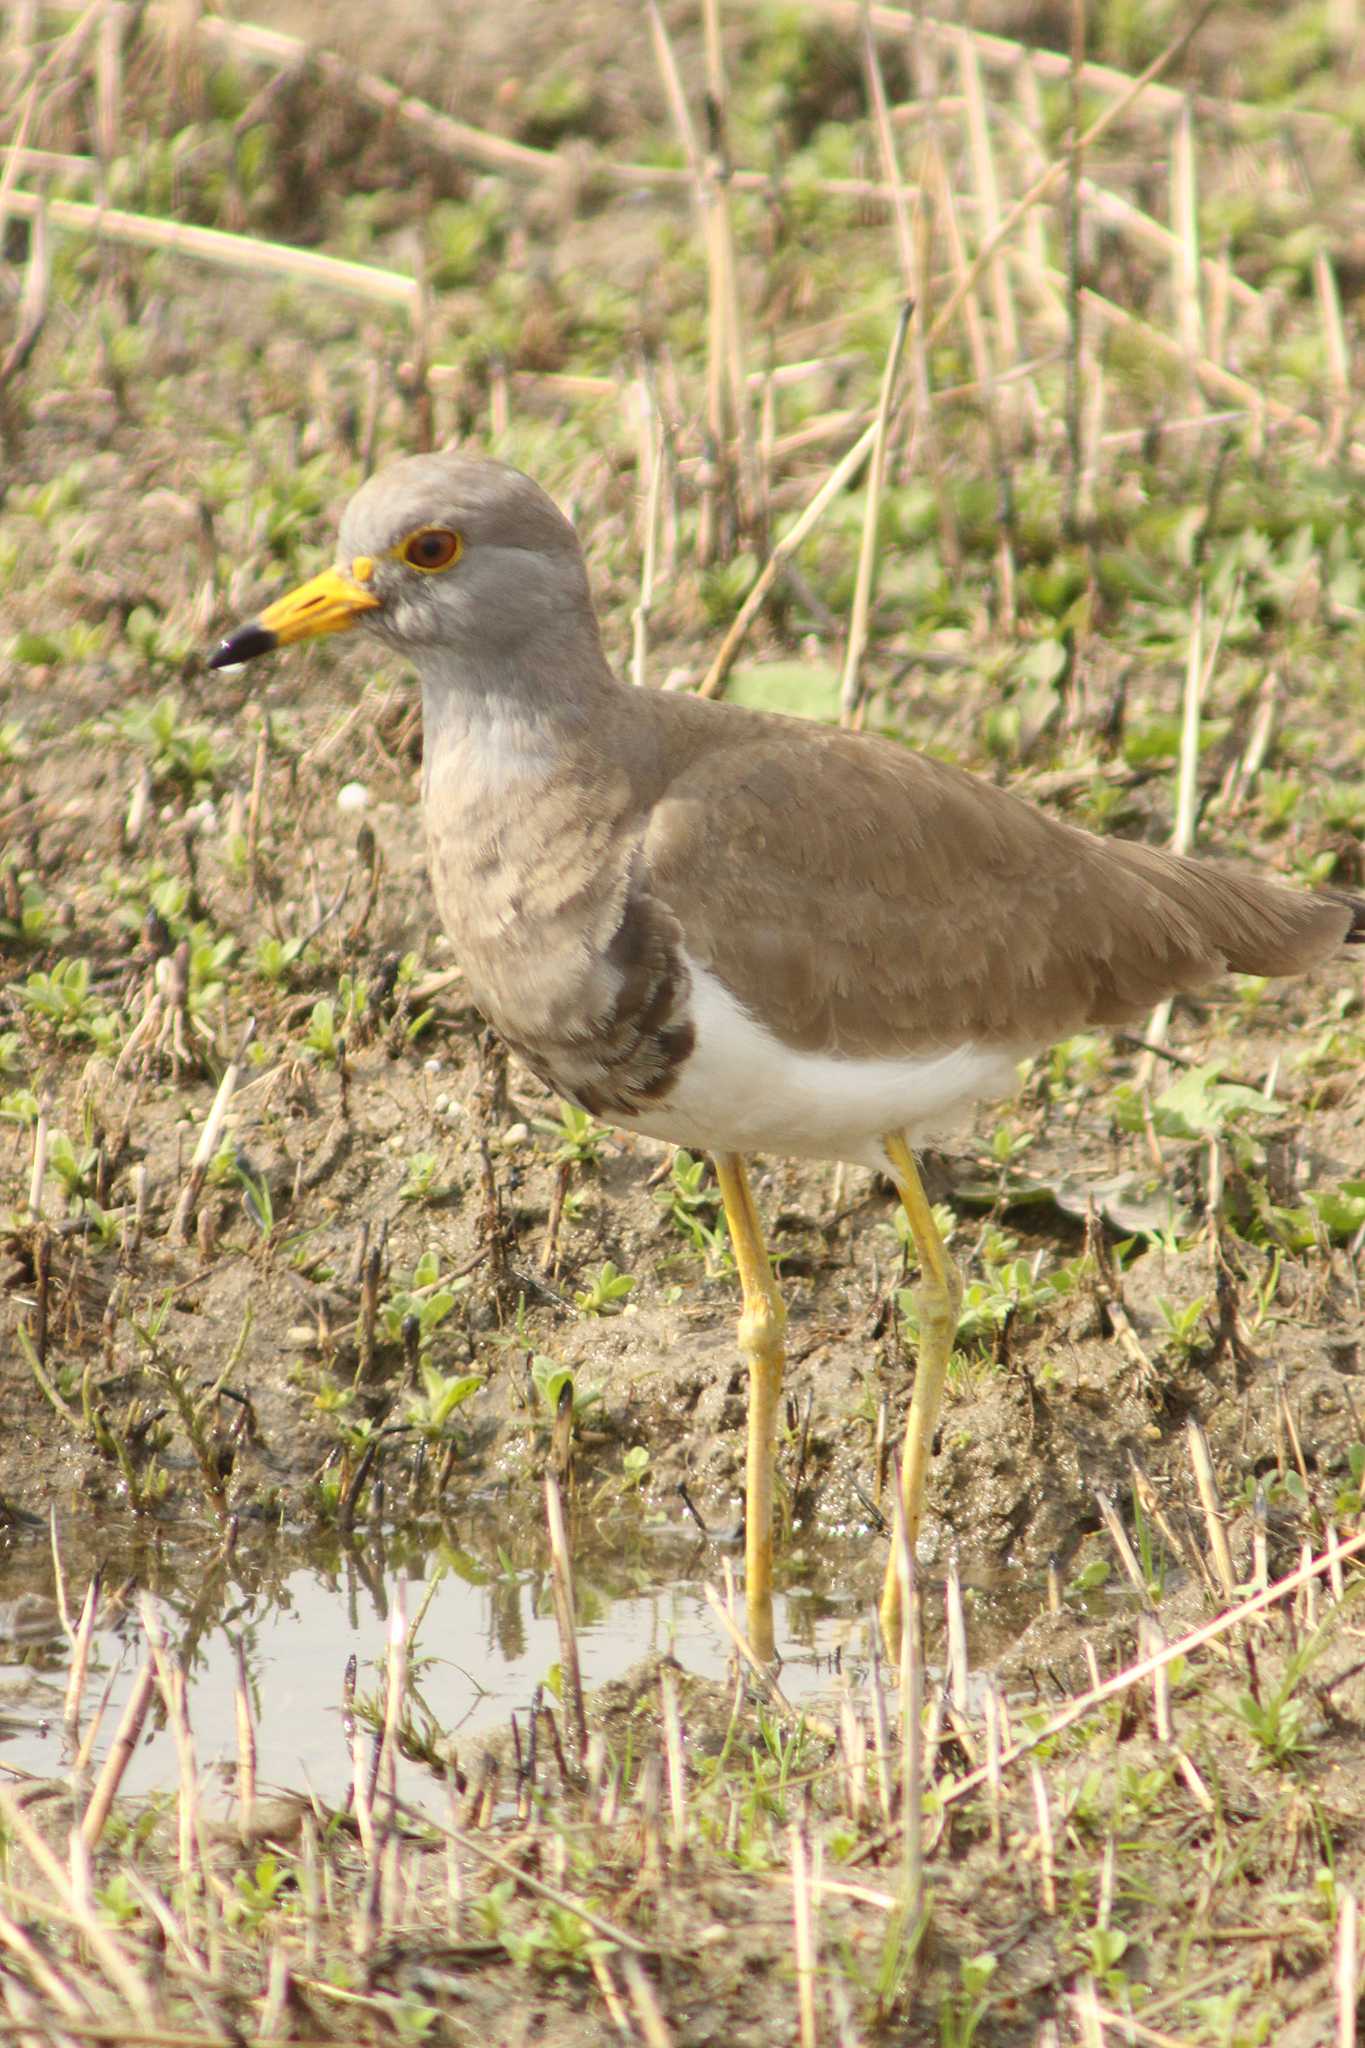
[418,637,619,807]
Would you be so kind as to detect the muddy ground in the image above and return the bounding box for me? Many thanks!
[2,1,1365,2042]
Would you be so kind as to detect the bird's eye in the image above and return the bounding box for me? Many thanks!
[401,527,462,572]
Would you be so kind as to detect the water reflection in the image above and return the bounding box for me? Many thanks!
[0,1510,865,1808]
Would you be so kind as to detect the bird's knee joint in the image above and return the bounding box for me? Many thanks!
[915,1259,963,1342]
[738,1290,787,1366]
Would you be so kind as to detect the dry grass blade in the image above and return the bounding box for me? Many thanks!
[80,1660,156,1851]
[1187,1417,1238,1604]
[171,1021,254,1242]
[1,191,420,312]
[696,417,880,697]
[1338,1887,1359,2048]
[0,1784,155,2020]
[925,3,1220,349]
[941,1529,1365,1812]
[544,1473,587,1762]
[839,298,911,729]
[1171,95,1203,365]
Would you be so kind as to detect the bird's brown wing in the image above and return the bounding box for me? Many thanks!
[640,703,1350,1060]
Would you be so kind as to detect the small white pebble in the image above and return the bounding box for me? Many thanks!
[442,1099,465,1123]
[337,780,370,813]
[503,1121,530,1147]
[424,1058,443,1076]
[433,1092,450,1115]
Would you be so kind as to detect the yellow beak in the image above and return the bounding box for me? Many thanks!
[207,562,380,669]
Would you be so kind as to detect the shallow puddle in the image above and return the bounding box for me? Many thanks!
[0,1545,864,1811]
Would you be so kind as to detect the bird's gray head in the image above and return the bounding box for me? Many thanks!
[208,451,598,678]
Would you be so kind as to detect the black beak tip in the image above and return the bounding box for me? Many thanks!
[207,622,278,671]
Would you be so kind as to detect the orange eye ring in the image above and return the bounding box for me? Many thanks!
[400,527,463,572]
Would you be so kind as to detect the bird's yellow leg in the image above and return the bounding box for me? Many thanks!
[880,1131,962,1653]
[713,1152,787,1665]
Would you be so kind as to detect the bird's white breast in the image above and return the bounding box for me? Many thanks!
[612,957,1023,1170]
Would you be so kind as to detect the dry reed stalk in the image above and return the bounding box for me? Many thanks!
[1338,1888,1359,2048]
[26,1091,50,1218]
[545,1473,587,1761]
[0,112,51,399]
[957,28,1020,365]
[1062,0,1085,542]
[0,1784,153,2019]
[631,385,664,689]
[944,1547,969,1713]
[1251,1485,1271,1594]
[1012,61,1051,285]
[7,0,105,103]
[1129,1466,1195,1589]
[876,23,959,578]
[1177,1750,1214,1813]
[94,0,122,180]
[1136,578,1209,1080]
[982,1677,1005,1852]
[192,10,904,205]
[70,1652,120,1784]
[591,1952,635,2037]
[1302,1538,1319,1632]
[1078,179,1262,315]
[866,1619,894,1826]
[140,1600,202,1897]
[839,298,911,728]
[1187,1417,1237,1601]
[1076,338,1105,549]
[1171,96,1203,366]
[0,119,42,210]
[1,189,421,311]
[1095,1489,1153,1608]
[1138,1614,1172,1740]
[704,0,757,538]
[801,0,1294,134]
[790,1822,820,2048]
[923,5,1218,353]
[61,1575,99,1742]
[926,106,1018,626]
[701,1581,828,1732]
[171,1020,253,1242]
[889,1497,923,1916]
[659,1663,686,1853]
[1328,1521,1346,1601]
[0,1903,96,2036]
[860,0,917,286]
[1076,2003,1230,2047]
[839,1690,867,1827]
[80,1661,155,1850]
[1080,285,1365,466]
[941,1528,1365,1817]
[1029,1760,1057,1913]
[1314,246,1352,460]
[647,0,751,557]
[696,416,880,698]
[348,1659,375,1866]
[231,1635,256,1841]
[621,1954,675,2048]
[379,1598,405,1832]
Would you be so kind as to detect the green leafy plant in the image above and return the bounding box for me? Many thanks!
[405,1363,485,1442]
[530,1354,603,1422]
[574,1260,635,1316]
[656,1149,728,1264]
[536,1101,604,1168]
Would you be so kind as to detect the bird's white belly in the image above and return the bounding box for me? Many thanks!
[611,960,1024,1170]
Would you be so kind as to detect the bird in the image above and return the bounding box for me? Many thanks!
[209,450,1363,1664]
